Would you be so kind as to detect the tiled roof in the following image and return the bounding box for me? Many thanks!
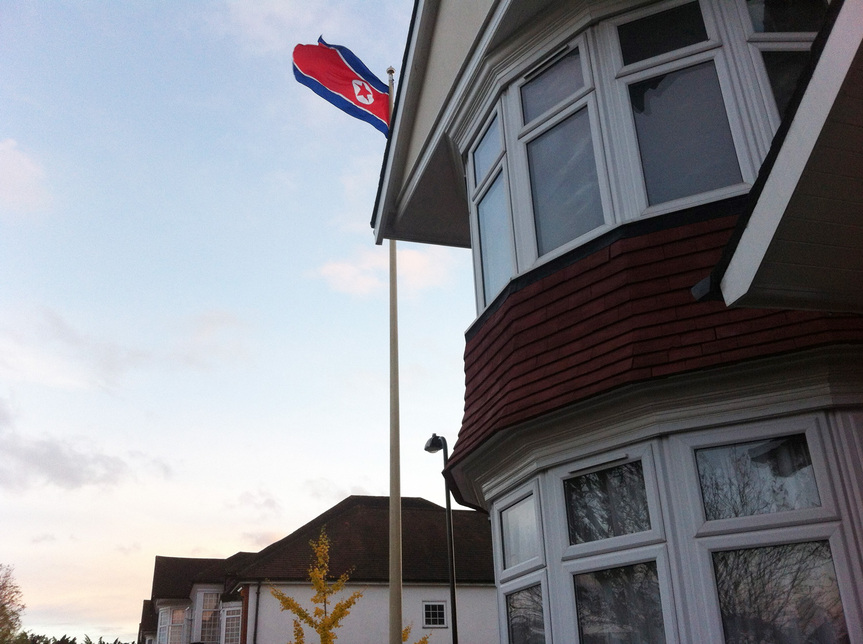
[231,496,493,585]
[151,556,226,600]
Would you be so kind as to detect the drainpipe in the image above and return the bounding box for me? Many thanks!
[252,582,261,644]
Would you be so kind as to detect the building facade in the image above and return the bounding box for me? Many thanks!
[138,496,499,644]
[373,0,863,642]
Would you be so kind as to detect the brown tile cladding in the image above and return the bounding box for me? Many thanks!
[453,214,863,466]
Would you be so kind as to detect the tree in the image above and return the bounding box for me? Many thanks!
[270,530,429,644]
[270,530,364,644]
[0,564,25,644]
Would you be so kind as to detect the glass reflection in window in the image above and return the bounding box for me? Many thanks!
[564,460,651,545]
[761,50,811,118]
[474,115,502,185]
[574,561,666,644]
[527,108,603,256]
[521,49,584,124]
[502,494,540,568]
[746,0,828,33]
[618,2,708,66]
[507,585,546,644]
[696,434,820,521]
[713,541,849,643]
[630,61,742,205]
[477,172,515,303]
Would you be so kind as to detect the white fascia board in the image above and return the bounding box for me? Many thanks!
[720,0,863,306]
[373,0,440,245]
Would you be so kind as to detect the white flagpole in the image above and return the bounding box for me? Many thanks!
[386,66,403,644]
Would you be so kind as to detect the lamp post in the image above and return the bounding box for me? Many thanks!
[424,433,458,644]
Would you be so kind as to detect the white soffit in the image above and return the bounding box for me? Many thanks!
[721,0,863,312]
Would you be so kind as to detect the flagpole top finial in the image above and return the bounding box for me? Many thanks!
[387,66,396,76]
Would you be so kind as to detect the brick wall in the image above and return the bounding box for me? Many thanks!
[454,214,863,464]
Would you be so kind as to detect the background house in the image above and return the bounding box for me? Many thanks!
[374,0,863,642]
[138,496,499,644]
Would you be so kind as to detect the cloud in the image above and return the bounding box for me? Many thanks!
[301,477,369,502]
[170,310,252,370]
[211,1,346,55]
[0,426,130,491]
[228,488,282,520]
[313,246,460,296]
[241,531,286,548]
[0,306,147,391]
[0,138,52,219]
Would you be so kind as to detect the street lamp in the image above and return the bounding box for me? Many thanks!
[424,433,458,644]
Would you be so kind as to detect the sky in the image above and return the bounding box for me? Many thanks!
[0,2,477,640]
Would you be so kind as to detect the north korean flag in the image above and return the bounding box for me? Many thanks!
[292,37,390,136]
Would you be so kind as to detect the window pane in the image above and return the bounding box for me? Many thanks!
[521,49,584,123]
[630,61,742,205]
[501,494,540,568]
[762,50,810,118]
[618,2,708,66]
[477,172,514,303]
[423,602,446,627]
[574,561,666,644]
[527,108,603,256]
[507,585,546,644]
[474,115,501,185]
[713,541,849,643]
[224,611,241,644]
[696,434,821,521]
[747,0,828,33]
[564,461,651,544]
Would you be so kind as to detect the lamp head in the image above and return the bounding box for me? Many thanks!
[424,433,445,454]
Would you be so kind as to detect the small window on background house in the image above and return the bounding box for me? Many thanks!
[223,608,242,644]
[422,602,447,628]
[501,494,541,568]
[617,1,708,65]
[564,460,651,545]
[629,61,742,205]
[574,561,666,643]
[507,584,546,644]
[200,593,220,644]
[695,433,821,520]
[712,541,849,642]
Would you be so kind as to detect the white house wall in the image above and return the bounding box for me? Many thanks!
[244,582,499,644]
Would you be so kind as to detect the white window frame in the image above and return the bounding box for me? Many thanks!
[468,108,518,309]
[220,606,242,644]
[556,543,680,644]
[493,479,546,583]
[545,442,666,562]
[421,600,448,629]
[668,413,863,641]
[499,569,552,644]
[602,0,758,221]
[668,415,839,536]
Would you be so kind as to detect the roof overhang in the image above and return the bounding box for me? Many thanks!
[719,0,863,313]
[372,0,562,248]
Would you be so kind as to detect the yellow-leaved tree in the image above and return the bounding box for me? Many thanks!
[270,530,430,644]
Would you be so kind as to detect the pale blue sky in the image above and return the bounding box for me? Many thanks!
[0,2,475,640]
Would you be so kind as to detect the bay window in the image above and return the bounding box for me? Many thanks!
[465,0,825,313]
[492,413,862,643]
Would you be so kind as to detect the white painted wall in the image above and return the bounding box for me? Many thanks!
[244,582,499,644]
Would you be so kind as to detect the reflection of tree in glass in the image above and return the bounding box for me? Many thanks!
[574,561,666,644]
[697,435,820,521]
[565,461,651,544]
[507,584,545,644]
[713,541,849,644]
